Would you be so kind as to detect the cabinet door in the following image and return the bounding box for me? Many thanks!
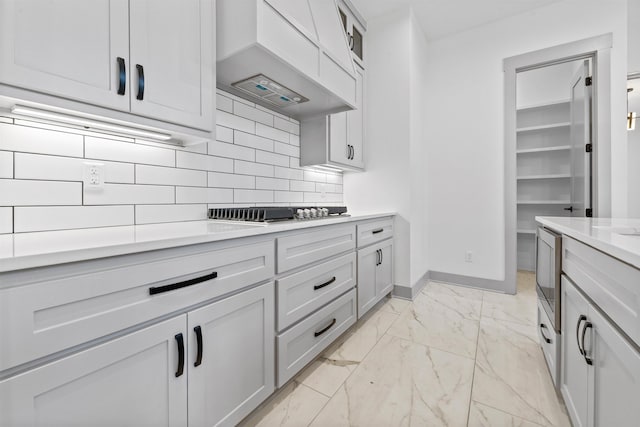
[357,245,378,318]
[0,0,130,111]
[329,111,350,165]
[376,241,393,297]
[129,0,214,130]
[587,307,640,427]
[0,316,187,427]
[349,65,365,169]
[560,276,590,427]
[187,282,275,427]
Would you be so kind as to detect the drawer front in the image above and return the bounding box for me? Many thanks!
[277,252,356,331]
[538,300,559,386]
[276,225,356,273]
[276,288,356,387]
[357,218,393,248]
[562,236,640,347]
[0,240,274,372]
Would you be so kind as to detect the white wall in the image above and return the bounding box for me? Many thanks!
[425,0,628,282]
[344,6,430,289]
[628,0,640,217]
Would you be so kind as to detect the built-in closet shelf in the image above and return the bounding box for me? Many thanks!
[516,145,571,154]
[517,200,571,205]
[517,99,571,111]
[516,122,571,133]
[517,174,571,180]
[517,229,537,235]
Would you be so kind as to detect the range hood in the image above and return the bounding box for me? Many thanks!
[217,0,357,119]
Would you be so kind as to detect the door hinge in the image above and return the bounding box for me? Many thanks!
[585,76,593,86]
[586,209,593,218]
[585,144,593,153]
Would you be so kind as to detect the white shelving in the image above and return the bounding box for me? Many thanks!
[516,99,571,271]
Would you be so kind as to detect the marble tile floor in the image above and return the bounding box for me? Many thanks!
[240,271,571,427]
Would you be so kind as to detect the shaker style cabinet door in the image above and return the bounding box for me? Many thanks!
[357,245,378,318]
[187,282,275,427]
[129,0,214,130]
[376,241,393,297]
[0,0,130,111]
[0,316,188,427]
[348,64,365,169]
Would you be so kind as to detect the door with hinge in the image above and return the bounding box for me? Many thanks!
[0,315,188,426]
[569,60,593,217]
[187,282,274,427]
[129,0,214,130]
[0,0,130,111]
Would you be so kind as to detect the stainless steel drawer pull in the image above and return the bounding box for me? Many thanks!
[314,318,337,337]
[149,271,218,295]
[314,277,336,291]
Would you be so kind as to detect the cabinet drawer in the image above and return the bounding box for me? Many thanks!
[357,218,393,248]
[562,236,640,347]
[538,300,559,387]
[276,225,356,273]
[276,288,356,387]
[0,239,274,372]
[277,253,356,331]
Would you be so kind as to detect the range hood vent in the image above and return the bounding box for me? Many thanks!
[232,74,309,108]
[217,0,356,119]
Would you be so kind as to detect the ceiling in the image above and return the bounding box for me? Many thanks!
[349,0,565,41]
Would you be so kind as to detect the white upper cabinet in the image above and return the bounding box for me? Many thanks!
[0,0,130,111]
[0,0,214,134]
[129,0,213,130]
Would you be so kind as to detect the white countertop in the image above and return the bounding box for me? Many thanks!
[536,217,640,269]
[0,213,394,272]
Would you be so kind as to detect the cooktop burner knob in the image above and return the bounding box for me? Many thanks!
[310,208,317,217]
[303,209,311,218]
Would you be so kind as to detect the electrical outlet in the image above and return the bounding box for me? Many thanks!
[465,251,473,263]
[83,162,105,189]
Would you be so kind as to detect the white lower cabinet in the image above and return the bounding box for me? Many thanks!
[0,315,188,427]
[357,238,393,318]
[561,275,640,427]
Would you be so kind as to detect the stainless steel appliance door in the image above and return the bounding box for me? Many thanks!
[536,227,562,331]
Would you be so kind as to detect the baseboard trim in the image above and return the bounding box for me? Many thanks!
[393,271,430,300]
[429,270,510,294]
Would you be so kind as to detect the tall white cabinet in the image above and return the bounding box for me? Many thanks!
[516,100,572,270]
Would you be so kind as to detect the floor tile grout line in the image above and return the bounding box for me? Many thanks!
[466,291,484,426]
[470,400,548,427]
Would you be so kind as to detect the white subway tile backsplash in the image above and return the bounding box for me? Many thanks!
[176,187,234,204]
[175,151,234,173]
[0,89,342,233]
[84,184,174,205]
[208,141,255,162]
[234,131,274,152]
[0,179,81,205]
[0,151,13,178]
[216,125,234,143]
[135,204,207,224]
[256,123,289,143]
[136,164,207,187]
[85,137,175,167]
[14,206,134,232]
[256,177,289,191]
[274,166,303,181]
[216,94,233,113]
[217,110,255,134]
[15,153,134,183]
[233,101,274,127]
[208,172,255,189]
[274,141,300,157]
[275,191,303,203]
[235,160,274,177]
[0,123,84,157]
[234,189,274,203]
[290,180,316,192]
[255,150,289,167]
[0,207,12,234]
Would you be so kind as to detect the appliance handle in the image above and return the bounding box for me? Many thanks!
[581,321,593,365]
[149,271,218,295]
[174,333,185,377]
[576,315,587,355]
[539,323,552,344]
[194,326,203,367]
[314,277,336,291]
[314,318,337,337]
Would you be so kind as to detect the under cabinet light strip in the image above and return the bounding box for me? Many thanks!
[10,105,172,141]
